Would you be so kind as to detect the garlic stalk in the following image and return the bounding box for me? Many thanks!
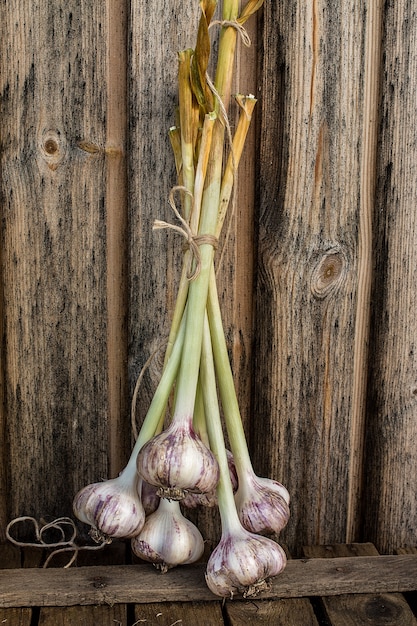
[207,264,290,535]
[200,314,287,597]
[131,497,204,572]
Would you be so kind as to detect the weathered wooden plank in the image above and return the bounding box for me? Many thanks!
[363,0,417,554]
[134,601,224,626]
[252,0,374,553]
[38,604,127,626]
[225,598,319,626]
[0,2,111,529]
[0,543,21,568]
[1,556,417,608]
[0,608,32,626]
[304,544,417,626]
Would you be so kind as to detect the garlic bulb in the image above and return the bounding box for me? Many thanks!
[205,527,287,598]
[182,449,238,509]
[140,478,160,516]
[234,471,290,535]
[131,497,204,572]
[73,469,145,541]
[136,420,220,499]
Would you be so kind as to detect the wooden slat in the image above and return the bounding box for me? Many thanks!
[0,608,32,626]
[134,601,224,626]
[225,598,319,626]
[304,544,417,626]
[363,0,417,554]
[252,0,372,553]
[0,555,417,608]
[38,604,127,626]
[0,1,110,528]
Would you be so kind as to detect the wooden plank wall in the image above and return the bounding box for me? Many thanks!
[0,0,416,555]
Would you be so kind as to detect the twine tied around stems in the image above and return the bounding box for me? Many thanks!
[153,186,218,281]
[209,19,252,48]
[6,515,109,568]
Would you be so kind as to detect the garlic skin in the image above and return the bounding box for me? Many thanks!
[140,479,160,516]
[73,471,145,541]
[182,450,238,509]
[205,528,287,598]
[136,420,220,498]
[131,498,204,572]
[234,471,290,535]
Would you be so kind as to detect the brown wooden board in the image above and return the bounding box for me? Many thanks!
[252,0,376,556]
[225,598,319,626]
[303,544,417,625]
[363,0,417,555]
[1,555,417,608]
[134,601,224,626]
[0,608,32,625]
[0,0,113,532]
[38,604,127,626]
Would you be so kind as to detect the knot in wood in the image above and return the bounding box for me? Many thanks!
[311,248,346,300]
[40,129,66,171]
[364,595,403,620]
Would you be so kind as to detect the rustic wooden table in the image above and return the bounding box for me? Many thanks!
[1,543,416,625]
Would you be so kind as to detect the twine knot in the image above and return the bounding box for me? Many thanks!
[153,186,218,281]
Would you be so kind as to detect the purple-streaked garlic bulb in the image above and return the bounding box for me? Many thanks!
[140,478,160,516]
[205,526,287,598]
[234,471,290,535]
[182,449,238,508]
[131,497,204,572]
[73,470,145,542]
[136,420,220,499]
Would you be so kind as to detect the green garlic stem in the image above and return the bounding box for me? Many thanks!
[172,167,221,419]
[207,263,253,477]
[200,313,242,534]
[124,311,187,475]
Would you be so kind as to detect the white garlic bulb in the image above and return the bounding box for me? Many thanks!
[131,497,204,572]
[234,470,290,535]
[73,469,145,541]
[136,420,220,499]
[205,526,287,598]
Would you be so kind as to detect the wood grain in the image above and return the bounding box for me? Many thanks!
[252,0,370,553]
[1,555,417,608]
[0,608,32,626]
[304,544,417,626]
[134,601,224,626]
[225,598,319,626]
[0,2,111,528]
[363,0,417,553]
[39,605,127,626]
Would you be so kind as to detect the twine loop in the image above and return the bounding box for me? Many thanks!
[153,186,218,281]
[6,515,109,568]
[209,19,251,47]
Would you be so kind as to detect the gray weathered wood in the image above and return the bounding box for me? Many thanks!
[1,555,417,608]
[304,544,417,626]
[363,0,417,553]
[252,0,377,553]
[0,1,114,528]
